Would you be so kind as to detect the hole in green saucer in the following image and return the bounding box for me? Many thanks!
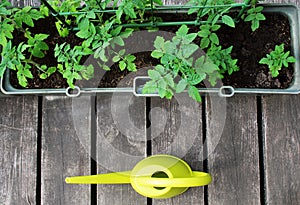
[151,171,168,190]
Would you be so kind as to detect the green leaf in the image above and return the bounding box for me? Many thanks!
[40,73,47,79]
[78,18,89,31]
[23,69,33,78]
[259,57,269,65]
[222,15,235,28]
[255,6,264,13]
[164,74,175,88]
[24,14,34,27]
[287,56,296,63]
[119,49,126,56]
[156,65,165,74]
[142,81,158,94]
[113,36,124,46]
[188,85,201,102]
[209,33,219,45]
[202,62,218,74]
[55,22,69,37]
[211,25,221,31]
[81,65,94,80]
[158,87,166,98]
[87,11,96,19]
[154,36,165,50]
[164,41,176,54]
[125,55,136,62]
[111,26,122,36]
[76,30,90,39]
[189,74,204,85]
[103,64,111,71]
[184,33,197,42]
[200,37,210,49]
[256,13,266,21]
[18,74,28,87]
[112,55,120,62]
[182,44,198,58]
[127,62,136,71]
[148,69,161,81]
[119,61,126,71]
[48,67,56,74]
[176,25,189,37]
[22,6,31,13]
[35,34,49,41]
[120,28,133,38]
[116,9,123,20]
[188,7,198,15]
[98,48,108,62]
[198,29,210,38]
[176,79,187,93]
[251,20,260,31]
[245,14,256,22]
[151,50,164,59]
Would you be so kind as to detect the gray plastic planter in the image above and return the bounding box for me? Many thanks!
[1,4,300,97]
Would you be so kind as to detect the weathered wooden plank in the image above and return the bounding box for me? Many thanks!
[41,96,91,205]
[162,0,188,5]
[151,94,204,205]
[207,96,261,205]
[0,96,38,205]
[96,93,147,205]
[8,0,40,7]
[262,95,300,204]
[265,0,300,7]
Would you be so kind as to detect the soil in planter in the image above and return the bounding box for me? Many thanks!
[9,12,293,89]
[218,13,293,88]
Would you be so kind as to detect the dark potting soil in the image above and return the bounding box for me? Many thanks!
[10,13,293,89]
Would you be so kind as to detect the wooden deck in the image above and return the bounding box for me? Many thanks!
[1,0,300,204]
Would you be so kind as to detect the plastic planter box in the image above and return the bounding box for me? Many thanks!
[1,4,300,97]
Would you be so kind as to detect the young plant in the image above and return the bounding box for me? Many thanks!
[207,45,239,76]
[54,43,94,88]
[48,0,81,37]
[93,25,137,72]
[259,44,296,77]
[198,24,221,49]
[188,0,236,50]
[13,6,44,27]
[143,25,219,102]
[115,0,163,22]
[244,5,266,31]
[242,0,266,31]
[0,40,54,87]
[25,32,49,58]
[0,1,50,86]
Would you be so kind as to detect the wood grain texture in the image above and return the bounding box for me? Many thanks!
[41,96,91,205]
[162,0,188,5]
[96,94,147,205]
[265,0,300,7]
[207,96,260,205]
[151,94,204,205]
[262,95,300,205]
[0,97,38,205]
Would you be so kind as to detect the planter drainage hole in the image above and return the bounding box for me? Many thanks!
[151,171,169,190]
[66,86,81,97]
[218,86,234,97]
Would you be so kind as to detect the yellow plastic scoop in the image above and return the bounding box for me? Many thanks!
[65,154,212,199]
